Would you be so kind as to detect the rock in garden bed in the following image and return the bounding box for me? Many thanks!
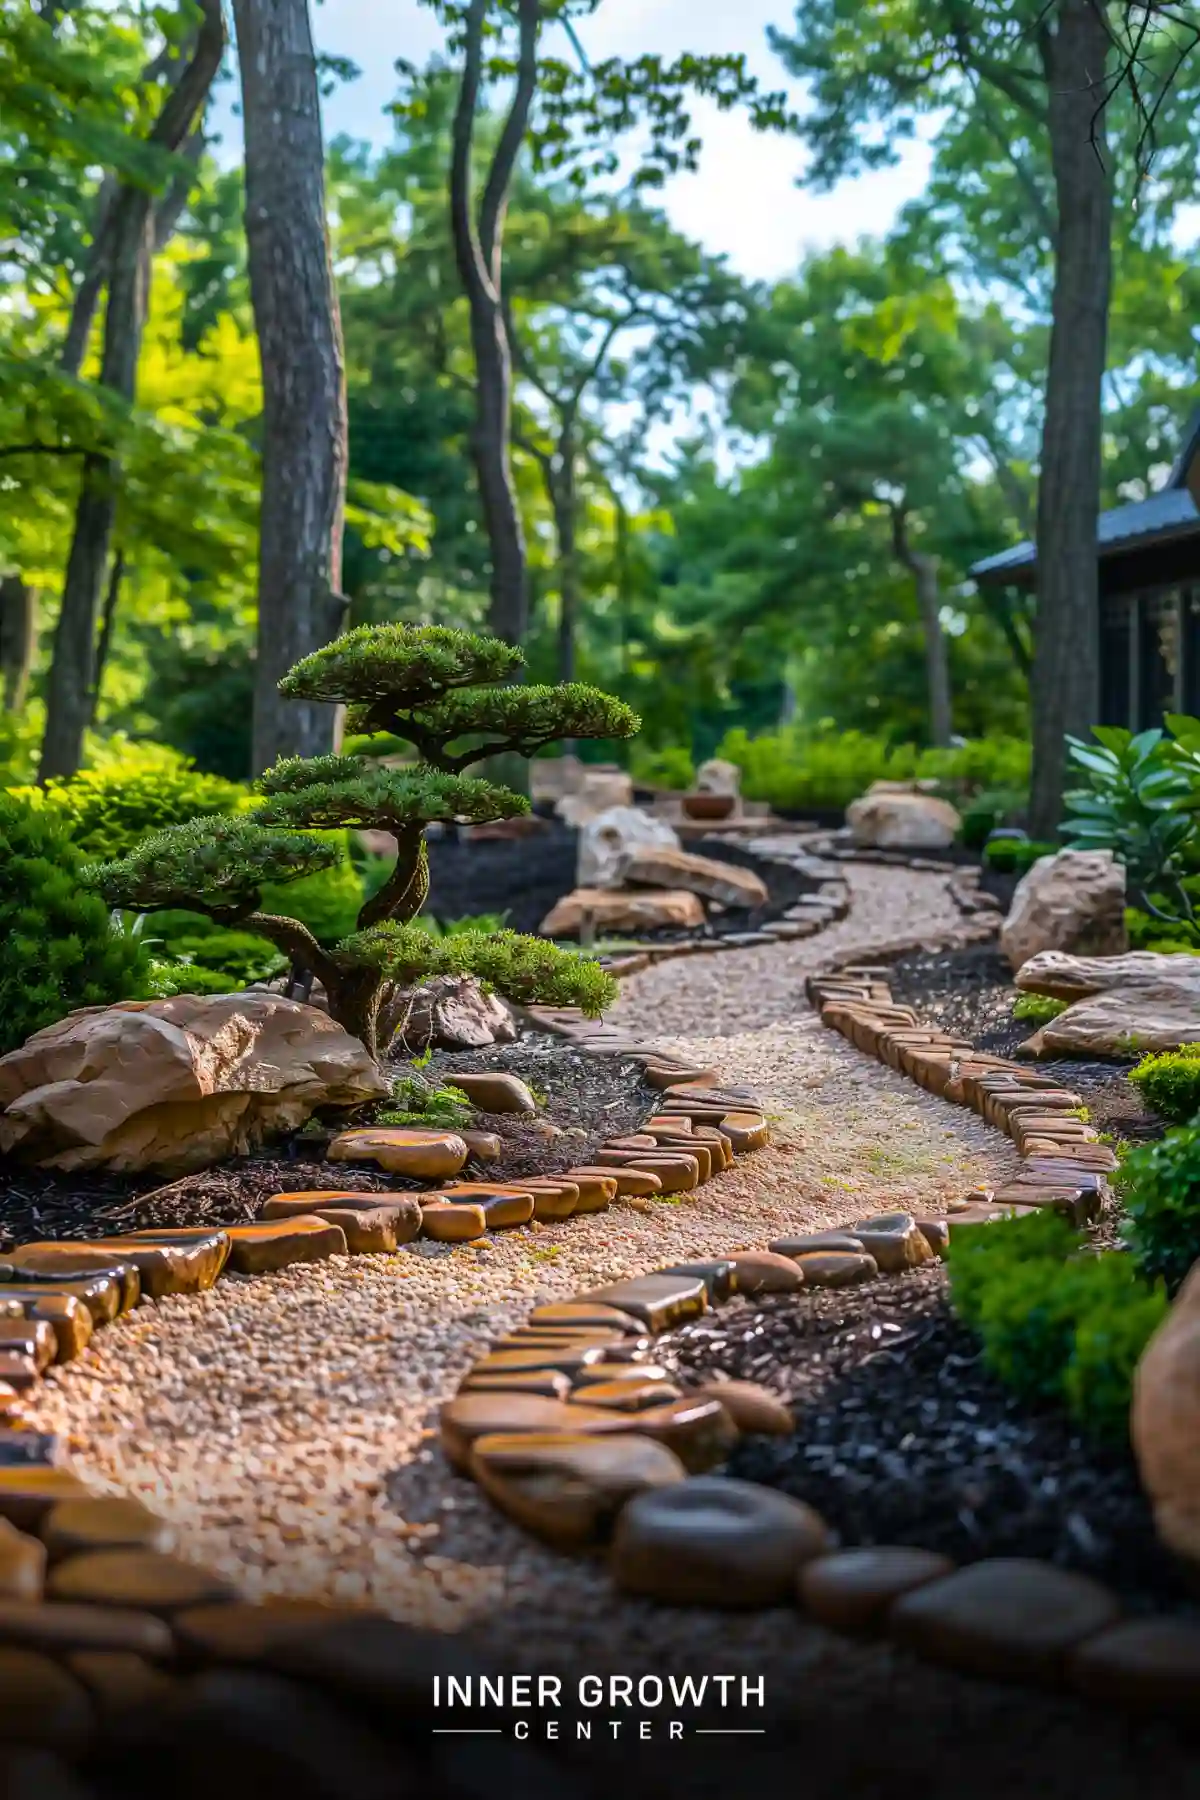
[654,1267,1192,1616]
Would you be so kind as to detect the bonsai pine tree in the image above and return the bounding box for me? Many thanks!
[88,624,639,1059]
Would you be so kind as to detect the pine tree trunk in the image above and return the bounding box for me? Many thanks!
[1028,0,1112,839]
[467,300,528,647]
[554,437,579,685]
[0,576,36,714]
[233,0,349,775]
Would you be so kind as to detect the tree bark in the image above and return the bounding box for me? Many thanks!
[0,576,36,713]
[448,0,540,647]
[38,0,225,782]
[891,507,953,746]
[233,0,349,774]
[89,548,124,726]
[553,431,579,685]
[1028,0,1112,839]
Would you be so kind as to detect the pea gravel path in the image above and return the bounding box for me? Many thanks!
[31,864,1184,1798]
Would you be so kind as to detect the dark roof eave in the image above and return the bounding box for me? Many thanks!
[971,516,1200,588]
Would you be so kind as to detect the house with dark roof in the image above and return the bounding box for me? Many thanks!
[971,410,1200,730]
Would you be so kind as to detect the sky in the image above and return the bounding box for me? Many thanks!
[209,0,937,283]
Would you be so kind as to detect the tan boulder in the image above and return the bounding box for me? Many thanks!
[1021,986,1200,1059]
[540,887,704,938]
[617,846,767,910]
[1132,1259,1200,1568]
[575,805,680,888]
[1015,948,1200,1001]
[999,849,1127,972]
[556,770,635,829]
[846,787,961,850]
[0,995,388,1175]
[388,975,517,1054]
[695,758,741,798]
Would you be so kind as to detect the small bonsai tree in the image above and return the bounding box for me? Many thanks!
[87,625,638,1059]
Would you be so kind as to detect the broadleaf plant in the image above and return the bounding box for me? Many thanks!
[1060,723,1198,926]
[88,625,638,1058]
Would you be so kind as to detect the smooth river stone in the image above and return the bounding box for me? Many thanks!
[0,1518,45,1600]
[769,1232,866,1258]
[470,1345,608,1378]
[430,1186,535,1229]
[5,1293,92,1364]
[459,1130,502,1162]
[261,1192,423,1243]
[440,1393,638,1473]
[0,1469,90,1531]
[654,1261,737,1304]
[0,1352,40,1392]
[560,1170,619,1212]
[470,1431,686,1550]
[527,1302,645,1334]
[623,1398,738,1473]
[302,1204,421,1255]
[40,1498,175,1562]
[0,1318,56,1373]
[515,1179,580,1220]
[419,1201,487,1242]
[639,1134,714,1180]
[850,1213,935,1273]
[569,1380,683,1411]
[172,1598,367,1667]
[691,1381,793,1436]
[590,1151,701,1192]
[47,1550,238,1615]
[87,1231,230,1297]
[799,1546,956,1633]
[66,1648,176,1716]
[0,1598,173,1657]
[712,1112,770,1153]
[0,1248,141,1313]
[326,1127,468,1180]
[692,1126,735,1170]
[1069,1618,1200,1715]
[0,1647,93,1752]
[890,1558,1121,1682]
[0,1275,124,1327]
[577,1275,708,1332]
[459,1369,572,1400]
[0,1381,30,1426]
[792,1252,878,1288]
[612,1476,830,1607]
[725,1251,804,1296]
[444,1071,536,1114]
[224,1217,348,1274]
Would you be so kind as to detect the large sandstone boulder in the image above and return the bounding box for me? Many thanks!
[846,785,960,850]
[576,805,680,888]
[555,769,634,827]
[1016,949,1200,1002]
[540,887,704,938]
[0,994,388,1175]
[1020,987,1200,1059]
[1132,1259,1200,1569]
[617,845,767,910]
[1000,849,1127,972]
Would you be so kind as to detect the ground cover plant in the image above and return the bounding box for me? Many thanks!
[88,624,636,1058]
[1117,1121,1200,1293]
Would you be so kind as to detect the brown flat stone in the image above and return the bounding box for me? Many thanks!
[429,1186,535,1229]
[172,1598,370,1666]
[1069,1617,1200,1715]
[570,1379,682,1410]
[641,1134,715,1179]
[459,1369,572,1399]
[577,1274,708,1331]
[644,1063,718,1091]
[0,1318,56,1372]
[620,1397,738,1472]
[613,1476,830,1606]
[5,1294,92,1364]
[528,1302,645,1333]
[726,1251,804,1295]
[224,1216,348,1273]
[692,1380,793,1435]
[444,1071,536,1113]
[515,1178,580,1219]
[0,1518,45,1600]
[326,1126,469,1179]
[593,1166,666,1198]
[0,1275,124,1327]
[0,1647,93,1751]
[591,1150,701,1192]
[65,1647,176,1714]
[0,1351,40,1391]
[469,1345,608,1377]
[440,1393,637,1472]
[47,1549,238,1614]
[501,1326,641,1349]
[559,1170,619,1212]
[915,1218,951,1254]
[713,1111,770,1152]
[799,1546,956,1633]
[0,1382,30,1426]
[770,1232,865,1258]
[0,1468,90,1530]
[890,1557,1121,1682]
[945,1204,1042,1232]
[460,1130,502,1161]
[793,1251,878,1288]
[656,1260,738,1303]
[420,1201,487,1241]
[851,1213,936,1273]
[0,1598,173,1657]
[471,1431,686,1550]
[41,1497,175,1561]
[80,1232,229,1299]
[1,1247,140,1312]
[311,1204,423,1254]
[605,1134,661,1151]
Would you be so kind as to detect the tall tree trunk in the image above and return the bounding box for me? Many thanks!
[448,0,540,649]
[892,507,952,746]
[38,0,225,782]
[1028,0,1112,839]
[233,0,349,775]
[0,577,36,713]
[88,549,124,727]
[553,434,579,685]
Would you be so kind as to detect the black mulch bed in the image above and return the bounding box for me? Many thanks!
[424,820,818,940]
[0,1032,653,1249]
[657,1267,1193,1618]
[886,942,1167,1146]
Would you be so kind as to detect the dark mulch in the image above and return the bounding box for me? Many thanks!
[658,1267,1192,1617]
[886,943,1166,1146]
[0,1032,652,1248]
[424,821,818,941]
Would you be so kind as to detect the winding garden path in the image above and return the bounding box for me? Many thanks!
[31,861,1189,1795]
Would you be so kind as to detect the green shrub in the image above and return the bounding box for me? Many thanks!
[0,793,147,1054]
[715,725,1032,815]
[1125,906,1200,953]
[946,1210,1168,1444]
[141,960,235,999]
[1117,1122,1200,1291]
[982,836,1057,875]
[1011,993,1069,1026]
[10,745,246,862]
[959,787,1029,850]
[167,930,287,987]
[628,744,696,790]
[1128,1044,1200,1124]
[1061,722,1200,925]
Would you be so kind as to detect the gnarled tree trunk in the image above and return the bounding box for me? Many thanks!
[233,0,349,774]
[1028,0,1112,839]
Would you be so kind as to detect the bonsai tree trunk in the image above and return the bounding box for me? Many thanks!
[448,0,541,649]
[891,504,952,747]
[1028,0,1112,840]
[38,0,225,782]
[233,0,349,774]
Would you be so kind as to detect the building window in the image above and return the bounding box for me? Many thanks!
[1138,590,1181,728]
